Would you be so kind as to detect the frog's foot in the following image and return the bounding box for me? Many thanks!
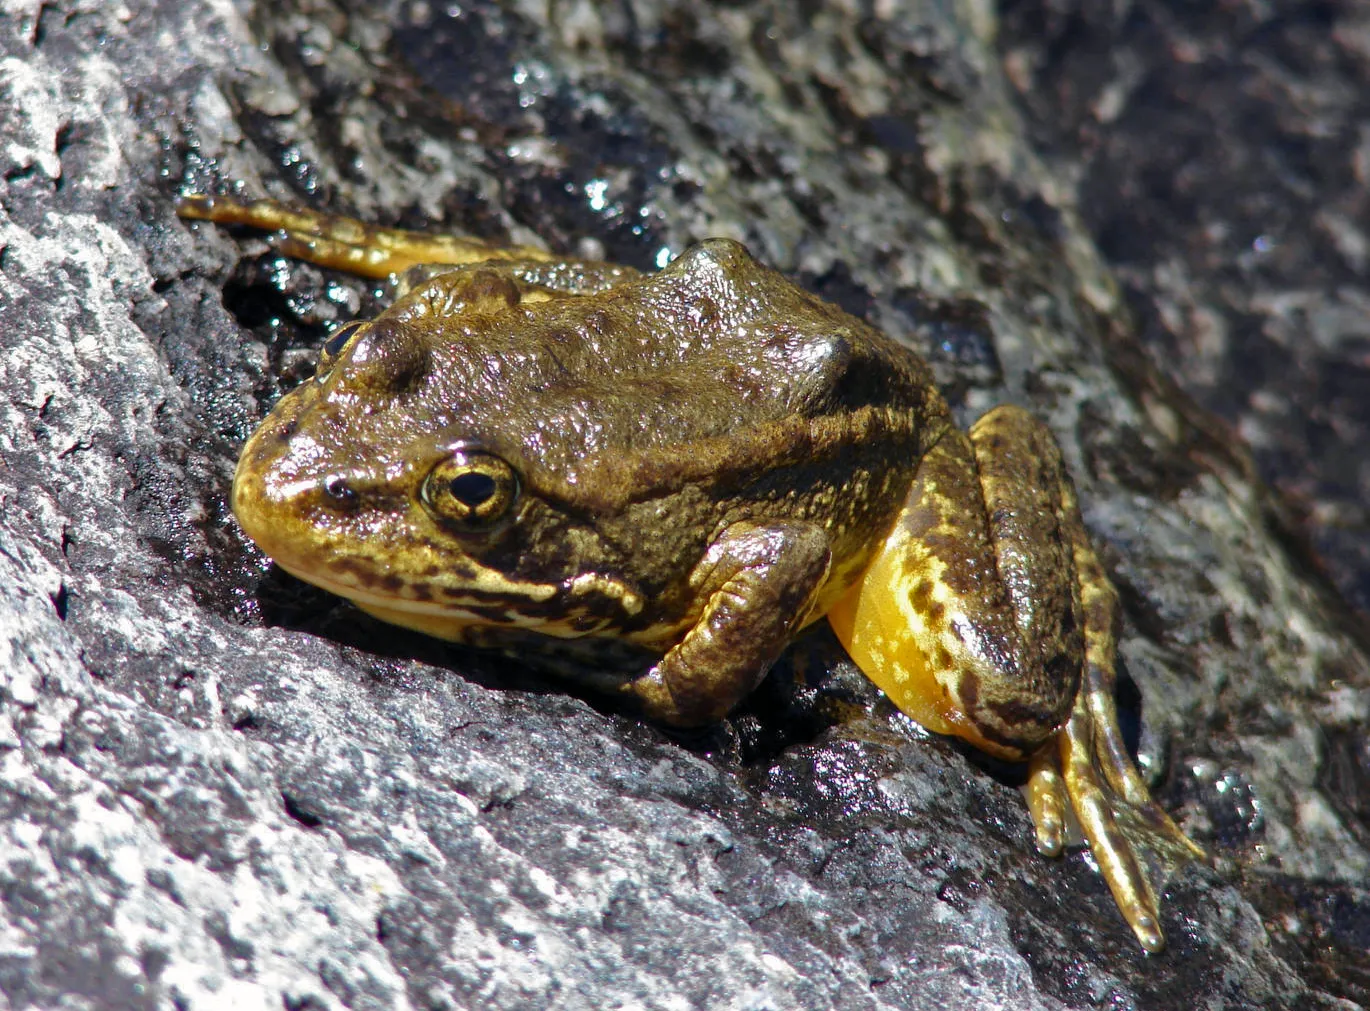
[1026,685,1205,954]
[1028,512,1205,953]
[1028,704,1163,952]
[177,193,555,278]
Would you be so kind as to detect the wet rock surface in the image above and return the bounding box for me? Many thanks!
[1,1,1367,1009]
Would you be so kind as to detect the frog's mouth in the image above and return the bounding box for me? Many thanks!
[235,504,571,640]
[278,551,650,645]
[273,552,561,624]
[280,553,580,643]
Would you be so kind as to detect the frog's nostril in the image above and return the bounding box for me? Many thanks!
[269,416,299,445]
[323,475,359,510]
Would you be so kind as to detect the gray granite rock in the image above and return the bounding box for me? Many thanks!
[1,1,1366,1009]
[1001,0,1370,619]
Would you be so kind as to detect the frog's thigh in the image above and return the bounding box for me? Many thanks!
[177,194,557,278]
[625,522,832,727]
[830,414,1081,761]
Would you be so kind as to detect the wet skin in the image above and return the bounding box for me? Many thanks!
[179,194,1203,952]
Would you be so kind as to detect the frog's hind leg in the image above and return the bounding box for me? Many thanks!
[1026,520,1168,949]
[177,194,557,278]
[991,419,1204,953]
[830,404,1203,953]
[829,413,1084,761]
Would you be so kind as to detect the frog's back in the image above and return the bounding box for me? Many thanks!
[394,239,947,484]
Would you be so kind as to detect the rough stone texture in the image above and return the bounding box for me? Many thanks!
[1,1,1367,1009]
[1000,0,1370,618]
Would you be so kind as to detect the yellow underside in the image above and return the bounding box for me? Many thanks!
[826,529,1003,756]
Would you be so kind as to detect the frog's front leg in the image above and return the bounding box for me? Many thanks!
[625,522,832,727]
[177,194,559,278]
[829,405,1202,952]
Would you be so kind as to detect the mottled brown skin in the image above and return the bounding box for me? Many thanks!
[179,194,1203,952]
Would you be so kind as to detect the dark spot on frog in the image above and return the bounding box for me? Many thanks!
[405,582,435,602]
[969,713,1039,754]
[986,697,1059,732]
[327,556,381,586]
[583,308,613,337]
[720,363,763,398]
[957,668,979,711]
[432,582,506,604]
[266,415,298,446]
[1043,651,1077,687]
[689,294,720,328]
[935,644,954,671]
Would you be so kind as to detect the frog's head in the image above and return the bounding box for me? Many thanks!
[231,303,651,643]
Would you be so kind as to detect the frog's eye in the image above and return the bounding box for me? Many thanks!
[316,320,368,377]
[421,451,519,531]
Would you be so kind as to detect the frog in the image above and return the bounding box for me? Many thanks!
[178,193,1204,952]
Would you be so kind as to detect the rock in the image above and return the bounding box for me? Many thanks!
[1,1,1365,1009]
[1001,0,1370,619]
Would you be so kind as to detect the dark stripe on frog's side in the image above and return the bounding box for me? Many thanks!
[526,404,942,517]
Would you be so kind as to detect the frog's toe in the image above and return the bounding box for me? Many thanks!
[1060,704,1170,952]
[1026,743,1068,858]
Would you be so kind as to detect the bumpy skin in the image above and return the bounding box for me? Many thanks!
[179,194,1203,952]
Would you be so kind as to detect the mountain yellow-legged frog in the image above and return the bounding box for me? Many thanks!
[179,193,1203,951]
